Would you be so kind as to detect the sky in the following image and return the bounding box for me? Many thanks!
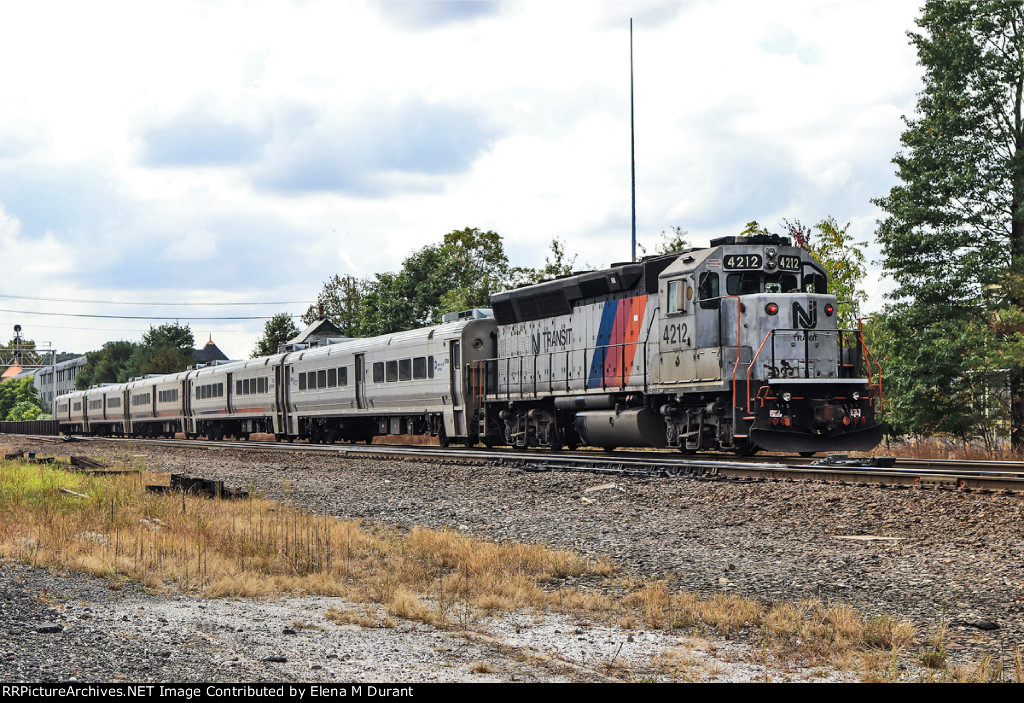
[0,0,924,360]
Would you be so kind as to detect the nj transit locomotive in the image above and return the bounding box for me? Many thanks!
[55,234,882,455]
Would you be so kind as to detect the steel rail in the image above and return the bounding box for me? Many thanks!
[6,434,1024,493]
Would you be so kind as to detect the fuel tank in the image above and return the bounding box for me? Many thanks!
[574,408,667,449]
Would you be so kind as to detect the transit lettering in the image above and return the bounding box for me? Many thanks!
[531,327,573,354]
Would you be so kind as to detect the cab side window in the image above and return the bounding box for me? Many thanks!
[667,280,684,314]
[698,272,720,309]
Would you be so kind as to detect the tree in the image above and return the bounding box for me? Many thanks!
[0,377,46,420]
[141,322,195,351]
[305,227,527,337]
[782,217,868,330]
[301,274,372,336]
[77,323,197,389]
[125,323,195,378]
[874,1,1024,449]
[533,237,578,281]
[76,340,137,389]
[252,313,300,357]
[636,226,691,258]
[740,221,771,238]
[399,227,528,325]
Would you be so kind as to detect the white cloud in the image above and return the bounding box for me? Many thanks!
[0,0,925,359]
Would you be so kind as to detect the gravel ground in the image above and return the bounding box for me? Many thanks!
[3,436,1023,682]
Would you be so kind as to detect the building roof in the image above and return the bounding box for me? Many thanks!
[288,318,342,345]
[0,364,24,381]
[193,337,230,364]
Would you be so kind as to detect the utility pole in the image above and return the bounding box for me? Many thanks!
[630,18,637,262]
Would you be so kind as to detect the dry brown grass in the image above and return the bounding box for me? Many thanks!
[3,454,1002,682]
[324,606,396,629]
[869,438,1024,462]
[0,455,608,614]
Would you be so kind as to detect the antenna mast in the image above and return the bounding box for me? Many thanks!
[630,18,637,262]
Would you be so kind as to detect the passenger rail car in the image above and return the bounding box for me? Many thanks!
[57,234,882,455]
[57,315,496,447]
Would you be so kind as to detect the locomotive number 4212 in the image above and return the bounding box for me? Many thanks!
[663,322,689,346]
[724,254,762,270]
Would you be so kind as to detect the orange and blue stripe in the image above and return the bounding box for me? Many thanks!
[586,295,648,388]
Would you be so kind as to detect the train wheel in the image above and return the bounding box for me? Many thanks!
[799,451,817,458]
[438,430,450,448]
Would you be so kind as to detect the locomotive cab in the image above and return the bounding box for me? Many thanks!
[657,234,881,454]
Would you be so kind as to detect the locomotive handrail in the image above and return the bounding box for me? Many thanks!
[726,296,745,424]
[486,338,647,399]
[746,329,776,414]
[744,327,877,414]
[858,317,883,410]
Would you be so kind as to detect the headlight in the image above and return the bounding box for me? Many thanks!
[781,392,792,402]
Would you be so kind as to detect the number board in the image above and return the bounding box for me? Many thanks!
[723,253,762,270]
[778,255,801,271]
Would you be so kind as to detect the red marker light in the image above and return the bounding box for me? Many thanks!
[765,303,779,315]
[824,304,835,316]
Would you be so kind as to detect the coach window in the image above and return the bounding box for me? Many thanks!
[413,357,427,380]
[399,359,412,381]
[386,360,398,382]
[339,367,348,386]
[317,370,327,388]
[373,362,384,383]
[428,356,435,378]
[699,272,720,309]
[299,373,307,390]
[328,368,337,388]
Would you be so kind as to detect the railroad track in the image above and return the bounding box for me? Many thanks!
[6,433,1024,494]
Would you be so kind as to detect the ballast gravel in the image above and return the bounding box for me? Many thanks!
[2,437,1023,682]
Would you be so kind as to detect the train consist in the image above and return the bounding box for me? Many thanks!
[56,234,883,455]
